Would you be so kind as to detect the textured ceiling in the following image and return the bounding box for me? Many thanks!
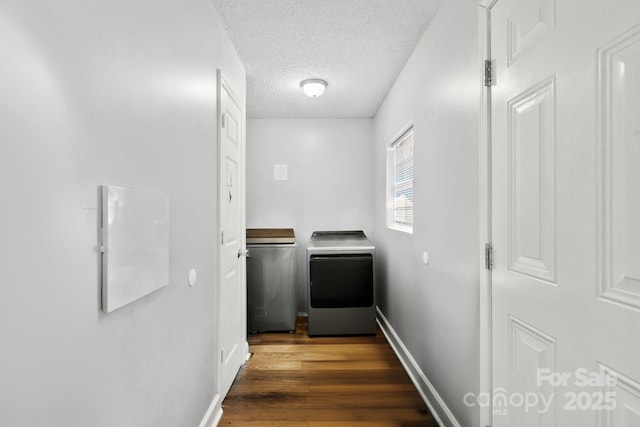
[212,0,442,118]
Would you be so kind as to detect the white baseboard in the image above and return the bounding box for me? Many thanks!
[244,340,251,362]
[376,307,461,427]
[198,393,223,427]
[201,341,249,427]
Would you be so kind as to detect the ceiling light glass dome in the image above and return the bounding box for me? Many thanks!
[300,79,327,97]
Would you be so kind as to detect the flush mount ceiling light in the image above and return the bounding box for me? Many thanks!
[300,79,327,97]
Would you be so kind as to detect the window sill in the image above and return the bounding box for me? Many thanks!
[387,224,413,234]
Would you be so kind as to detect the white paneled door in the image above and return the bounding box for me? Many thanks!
[489,0,640,425]
[218,71,246,399]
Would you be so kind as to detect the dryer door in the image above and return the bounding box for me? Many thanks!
[309,254,373,308]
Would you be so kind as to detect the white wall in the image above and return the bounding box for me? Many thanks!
[246,119,374,312]
[373,0,480,425]
[0,1,244,426]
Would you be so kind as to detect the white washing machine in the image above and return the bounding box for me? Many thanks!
[246,228,297,332]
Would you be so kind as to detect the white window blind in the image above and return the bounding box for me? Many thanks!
[388,129,414,232]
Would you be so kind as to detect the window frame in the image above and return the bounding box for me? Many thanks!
[386,126,414,234]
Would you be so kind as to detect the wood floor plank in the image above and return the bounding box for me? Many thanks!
[220,317,438,426]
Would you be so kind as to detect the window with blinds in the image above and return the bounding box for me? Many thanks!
[387,128,414,233]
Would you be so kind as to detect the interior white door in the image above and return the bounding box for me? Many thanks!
[489,0,640,425]
[218,72,246,399]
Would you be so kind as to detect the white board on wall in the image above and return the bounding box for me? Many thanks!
[101,185,170,313]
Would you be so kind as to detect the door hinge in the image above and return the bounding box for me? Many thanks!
[221,231,225,245]
[485,243,493,270]
[221,113,226,128]
[221,349,224,363]
[484,59,493,87]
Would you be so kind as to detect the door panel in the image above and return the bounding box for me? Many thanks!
[490,0,640,425]
[598,25,640,309]
[507,76,556,283]
[506,0,554,65]
[507,316,556,426]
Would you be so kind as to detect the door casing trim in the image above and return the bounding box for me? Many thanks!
[478,2,494,426]
[216,69,249,403]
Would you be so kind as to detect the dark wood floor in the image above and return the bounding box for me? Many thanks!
[219,317,438,426]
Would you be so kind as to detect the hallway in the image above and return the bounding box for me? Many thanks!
[219,318,438,426]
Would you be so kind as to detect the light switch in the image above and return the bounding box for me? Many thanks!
[274,164,288,181]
